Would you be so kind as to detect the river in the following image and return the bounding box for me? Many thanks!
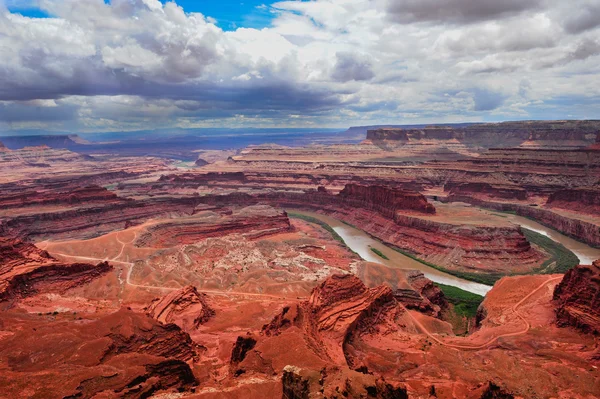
[502,213,600,265]
[289,210,493,296]
[289,209,600,297]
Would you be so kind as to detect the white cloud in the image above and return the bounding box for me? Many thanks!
[0,0,599,132]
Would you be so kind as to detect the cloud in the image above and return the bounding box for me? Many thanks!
[331,52,375,82]
[471,88,507,111]
[0,0,599,132]
[562,2,600,34]
[386,0,542,24]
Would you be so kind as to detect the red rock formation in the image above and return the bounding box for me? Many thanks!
[367,120,599,148]
[134,206,292,247]
[146,285,215,331]
[446,194,600,248]
[281,365,408,399]
[446,182,528,201]
[0,261,112,303]
[0,237,54,272]
[354,263,447,318]
[546,188,600,215]
[0,184,119,209]
[159,171,247,184]
[403,270,448,315]
[0,237,112,303]
[0,308,199,398]
[0,197,200,240]
[0,141,8,152]
[263,274,402,366]
[191,189,545,275]
[338,184,436,216]
[553,261,600,334]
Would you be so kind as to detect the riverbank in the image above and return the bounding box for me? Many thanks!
[287,209,492,296]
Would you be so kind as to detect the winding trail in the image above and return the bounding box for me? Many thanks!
[405,276,563,350]
[48,250,295,301]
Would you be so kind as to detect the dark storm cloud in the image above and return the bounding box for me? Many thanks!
[562,3,600,34]
[386,0,542,24]
[331,52,375,82]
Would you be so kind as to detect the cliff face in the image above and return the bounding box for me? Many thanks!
[446,182,527,201]
[546,188,600,215]
[553,261,600,334]
[262,274,403,367]
[0,185,119,209]
[134,205,292,248]
[189,189,545,275]
[446,194,600,248]
[0,308,198,398]
[338,184,436,216]
[367,120,599,148]
[0,237,112,302]
[0,197,200,241]
[146,285,215,331]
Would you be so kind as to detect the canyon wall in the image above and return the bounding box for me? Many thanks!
[134,206,292,247]
[194,188,545,276]
[445,194,600,247]
[0,237,112,303]
[0,185,119,209]
[338,184,436,216]
[367,120,599,148]
[553,261,600,334]
[445,182,528,201]
[546,188,600,214]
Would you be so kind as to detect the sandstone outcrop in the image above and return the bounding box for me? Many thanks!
[446,194,600,247]
[0,308,199,398]
[354,263,447,317]
[263,274,403,367]
[553,261,600,334]
[281,365,408,399]
[546,188,600,215]
[134,206,292,247]
[0,237,112,303]
[146,285,215,331]
[338,184,436,216]
[446,182,527,201]
[367,120,599,148]
[0,184,119,209]
[0,197,199,240]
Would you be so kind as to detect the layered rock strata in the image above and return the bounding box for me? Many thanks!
[146,285,215,331]
[367,120,599,148]
[0,237,112,302]
[445,194,600,247]
[546,188,600,215]
[553,261,600,334]
[0,308,199,398]
[134,206,292,247]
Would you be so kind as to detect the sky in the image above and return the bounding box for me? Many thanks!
[0,0,599,134]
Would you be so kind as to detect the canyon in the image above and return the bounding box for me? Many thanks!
[0,120,599,398]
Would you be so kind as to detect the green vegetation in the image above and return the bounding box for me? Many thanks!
[521,228,579,273]
[435,283,484,318]
[288,212,347,246]
[369,246,389,260]
[385,244,503,285]
[383,228,579,286]
[341,220,358,229]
